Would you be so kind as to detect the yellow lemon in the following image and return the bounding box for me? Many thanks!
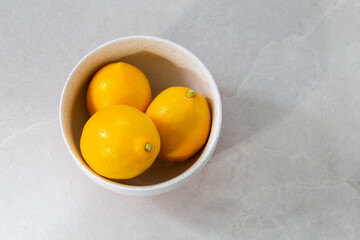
[80,105,160,179]
[146,87,211,162]
[86,62,152,115]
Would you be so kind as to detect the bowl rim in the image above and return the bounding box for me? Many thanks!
[59,35,222,194]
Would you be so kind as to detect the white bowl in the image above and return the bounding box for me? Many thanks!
[59,36,222,196]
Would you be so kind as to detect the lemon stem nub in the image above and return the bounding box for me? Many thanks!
[187,89,196,98]
[145,143,153,152]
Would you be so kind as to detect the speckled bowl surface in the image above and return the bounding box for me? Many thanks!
[59,36,222,196]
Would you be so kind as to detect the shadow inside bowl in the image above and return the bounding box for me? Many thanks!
[115,150,202,186]
[69,50,212,186]
[70,79,90,153]
[118,51,206,97]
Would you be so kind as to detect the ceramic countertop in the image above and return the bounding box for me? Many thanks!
[1,0,360,239]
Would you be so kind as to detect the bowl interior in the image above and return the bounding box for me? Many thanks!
[61,37,218,186]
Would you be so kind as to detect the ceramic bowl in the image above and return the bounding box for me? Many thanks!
[59,36,222,196]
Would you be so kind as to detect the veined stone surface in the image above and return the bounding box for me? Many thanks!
[1,0,360,239]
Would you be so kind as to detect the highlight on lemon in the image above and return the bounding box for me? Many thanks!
[146,86,211,162]
[80,105,160,179]
[86,62,152,115]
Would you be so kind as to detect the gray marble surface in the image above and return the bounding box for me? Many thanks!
[1,0,360,239]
